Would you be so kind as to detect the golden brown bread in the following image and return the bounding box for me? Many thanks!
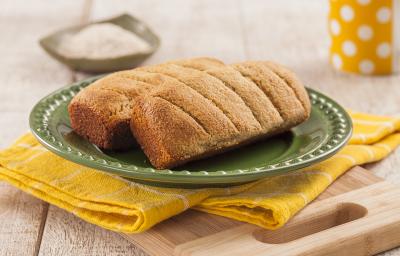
[68,70,159,149]
[68,57,311,169]
[130,59,311,169]
[68,58,223,150]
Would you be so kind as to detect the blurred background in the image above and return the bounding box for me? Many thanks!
[2,0,399,163]
[1,0,399,254]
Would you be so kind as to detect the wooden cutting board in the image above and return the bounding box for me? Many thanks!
[120,167,400,256]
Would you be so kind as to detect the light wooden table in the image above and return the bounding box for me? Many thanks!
[1,0,399,255]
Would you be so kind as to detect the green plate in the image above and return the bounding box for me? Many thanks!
[29,76,352,188]
[39,14,160,73]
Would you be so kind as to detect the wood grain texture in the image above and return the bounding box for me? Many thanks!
[35,1,148,255]
[174,179,400,256]
[91,2,400,254]
[0,1,82,255]
[0,0,78,148]
[123,167,400,255]
[238,0,400,196]
[88,0,400,185]
[0,0,399,255]
[90,0,247,64]
[0,182,48,256]
[38,207,145,256]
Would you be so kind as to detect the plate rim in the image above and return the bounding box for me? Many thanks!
[29,76,352,185]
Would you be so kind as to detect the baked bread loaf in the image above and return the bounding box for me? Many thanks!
[68,70,155,149]
[68,58,224,150]
[130,58,311,169]
[68,57,311,169]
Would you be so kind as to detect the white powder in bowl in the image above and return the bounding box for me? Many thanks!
[58,23,152,59]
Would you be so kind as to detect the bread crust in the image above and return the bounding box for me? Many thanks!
[262,61,311,115]
[68,88,136,150]
[68,57,311,169]
[130,95,211,168]
[129,60,311,169]
[68,57,223,150]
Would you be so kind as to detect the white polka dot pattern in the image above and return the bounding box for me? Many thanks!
[330,19,341,35]
[329,0,394,75]
[357,25,373,41]
[342,40,357,56]
[376,7,391,24]
[359,60,375,74]
[376,42,391,58]
[332,54,343,69]
[340,5,354,21]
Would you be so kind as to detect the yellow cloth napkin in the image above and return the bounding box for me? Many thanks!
[0,111,399,233]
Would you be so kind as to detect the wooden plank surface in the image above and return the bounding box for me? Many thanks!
[122,167,385,256]
[0,182,48,256]
[38,207,144,256]
[174,178,400,256]
[0,1,80,255]
[38,2,247,254]
[0,0,399,255]
[90,0,247,63]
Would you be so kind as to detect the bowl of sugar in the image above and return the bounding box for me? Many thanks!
[39,14,160,73]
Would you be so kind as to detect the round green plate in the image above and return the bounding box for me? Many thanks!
[29,76,352,188]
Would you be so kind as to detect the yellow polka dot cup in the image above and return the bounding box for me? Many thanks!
[329,0,399,75]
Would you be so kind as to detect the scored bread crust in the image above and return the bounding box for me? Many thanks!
[68,58,225,150]
[68,57,311,169]
[130,60,311,169]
